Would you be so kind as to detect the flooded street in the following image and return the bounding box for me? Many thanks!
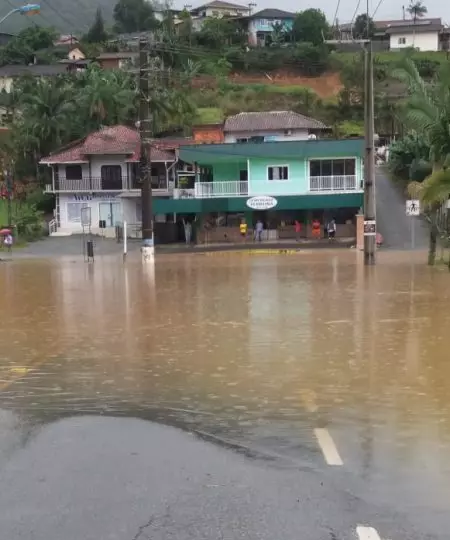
[1,250,449,539]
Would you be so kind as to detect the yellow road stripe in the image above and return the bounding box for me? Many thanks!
[205,249,303,256]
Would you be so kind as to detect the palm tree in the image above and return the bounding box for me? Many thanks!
[407,1,428,47]
[408,171,450,264]
[76,66,137,128]
[394,58,450,264]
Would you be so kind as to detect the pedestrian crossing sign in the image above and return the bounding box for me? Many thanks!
[406,200,420,216]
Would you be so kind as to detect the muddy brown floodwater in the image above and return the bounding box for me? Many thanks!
[1,250,450,519]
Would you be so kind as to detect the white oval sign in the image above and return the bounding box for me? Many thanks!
[246,196,277,210]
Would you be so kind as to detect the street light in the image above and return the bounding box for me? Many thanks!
[0,3,41,25]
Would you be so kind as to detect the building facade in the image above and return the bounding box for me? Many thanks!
[245,9,295,47]
[172,138,364,241]
[40,126,180,237]
[223,111,328,143]
[386,19,442,51]
[41,124,364,242]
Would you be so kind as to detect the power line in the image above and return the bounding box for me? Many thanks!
[331,0,342,29]
[371,0,385,19]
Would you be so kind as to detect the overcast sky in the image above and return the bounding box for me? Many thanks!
[178,0,448,24]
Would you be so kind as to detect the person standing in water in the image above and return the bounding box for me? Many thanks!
[294,220,302,241]
[182,219,192,245]
[327,218,336,241]
[254,219,264,242]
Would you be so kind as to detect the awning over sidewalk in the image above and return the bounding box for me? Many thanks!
[152,193,363,214]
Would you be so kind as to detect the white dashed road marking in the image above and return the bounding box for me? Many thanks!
[356,525,382,540]
[314,428,343,466]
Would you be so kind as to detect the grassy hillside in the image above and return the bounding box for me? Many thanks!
[1,0,117,34]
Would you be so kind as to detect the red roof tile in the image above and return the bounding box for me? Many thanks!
[40,126,196,164]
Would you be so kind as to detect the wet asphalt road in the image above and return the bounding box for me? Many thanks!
[0,413,446,540]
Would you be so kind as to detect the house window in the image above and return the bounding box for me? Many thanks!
[101,165,122,189]
[309,159,356,177]
[65,164,82,180]
[268,165,289,180]
[67,202,88,223]
[398,37,406,45]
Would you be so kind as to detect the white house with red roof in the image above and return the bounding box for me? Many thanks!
[40,125,180,236]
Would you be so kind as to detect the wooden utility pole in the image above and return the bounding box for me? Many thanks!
[139,35,154,263]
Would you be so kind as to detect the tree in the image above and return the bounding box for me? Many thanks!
[63,65,137,130]
[113,0,159,33]
[269,22,289,47]
[0,26,57,66]
[394,58,450,264]
[352,13,376,40]
[407,1,428,47]
[196,17,246,49]
[291,9,329,46]
[84,8,108,44]
[407,1,428,21]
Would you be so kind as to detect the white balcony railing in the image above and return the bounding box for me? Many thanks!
[45,176,168,193]
[309,175,359,192]
[195,181,248,198]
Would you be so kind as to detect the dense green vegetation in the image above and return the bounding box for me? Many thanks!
[386,58,450,265]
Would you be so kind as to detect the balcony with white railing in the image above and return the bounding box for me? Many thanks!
[309,175,360,192]
[194,181,249,198]
[45,176,168,193]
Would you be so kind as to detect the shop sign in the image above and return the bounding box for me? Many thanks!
[246,196,277,210]
[71,193,117,201]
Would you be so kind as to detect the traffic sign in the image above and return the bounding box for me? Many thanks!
[406,200,420,216]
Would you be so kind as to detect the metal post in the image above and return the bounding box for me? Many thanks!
[123,220,128,261]
[363,41,376,265]
[411,216,415,250]
[139,35,154,264]
[6,168,12,227]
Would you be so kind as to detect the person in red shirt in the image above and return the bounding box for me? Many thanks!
[312,219,321,239]
[294,220,302,241]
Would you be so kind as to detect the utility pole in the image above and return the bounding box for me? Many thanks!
[363,39,376,265]
[363,0,376,265]
[139,35,154,263]
[325,14,376,265]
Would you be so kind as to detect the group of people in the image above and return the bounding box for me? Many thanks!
[311,219,337,240]
[240,219,264,242]
[240,218,337,242]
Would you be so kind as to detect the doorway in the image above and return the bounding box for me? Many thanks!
[99,202,121,227]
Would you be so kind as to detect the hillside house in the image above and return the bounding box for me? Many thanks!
[223,111,329,143]
[189,0,250,30]
[241,8,295,47]
[339,17,448,51]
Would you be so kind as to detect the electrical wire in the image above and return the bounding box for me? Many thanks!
[371,0,385,19]
[331,0,342,29]
[349,0,363,30]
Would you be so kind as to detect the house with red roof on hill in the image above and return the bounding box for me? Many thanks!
[40,125,194,236]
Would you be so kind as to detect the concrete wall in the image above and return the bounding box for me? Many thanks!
[224,129,309,143]
[248,158,307,196]
[58,193,123,232]
[212,161,247,181]
[193,125,224,143]
[389,31,439,51]
[58,156,130,180]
